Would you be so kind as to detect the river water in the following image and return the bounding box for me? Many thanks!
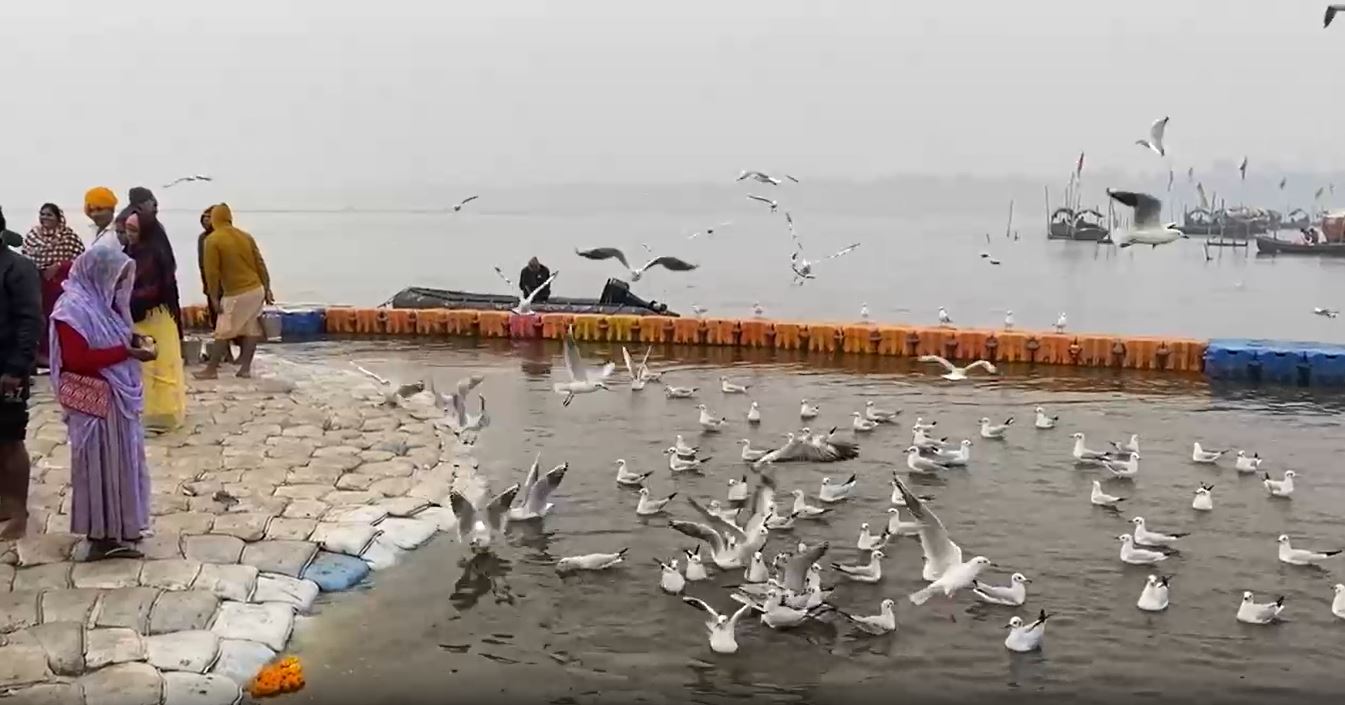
[147,207,1345,345]
[278,340,1345,704]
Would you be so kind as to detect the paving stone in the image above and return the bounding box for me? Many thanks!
[191,564,258,603]
[322,490,380,507]
[1,591,42,633]
[262,518,317,542]
[84,627,146,670]
[378,496,431,518]
[139,559,203,591]
[324,505,388,525]
[162,671,242,705]
[146,630,220,674]
[0,563,13,591]
[210,514,272,543]
[358,449,395,463]
[272,484,331,501]
[92,587,159,632]
[312,445,362,458]
[407,479,452,502]
[360,417,398,433]
[239,541,317,579]
[27,621,86,676]
[310,522,380,556]
[210,601,295,652]
[333,473,375,491]
[283,465,343,485]
[137,533,187,561]
[181,535,244,564]
[252,574,320,614]
[368,477,414,498]
[196,470,243,485]
[151,494,191,516]
[264,441,315,461]
[15,534,80,567]
[221,452,267,471]
[228,496,289,516]
[279,498,330,521]
[14,563,73,591]
[306,454,362,473]
[0,682,84,705]
[0,633,51,687]
[210,638,274,686]
[78,661,163,705]
[281,424,323,439]
[155,513,217,537]
[147,591,219,635]
[71,558,144,589]
[40,589,101,626]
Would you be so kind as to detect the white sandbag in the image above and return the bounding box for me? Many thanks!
[210,602,295,653]
[210,639,275,687]
[84,627,146,670]
[191,564,259,603]
[146,631,221,674]
[309,522,380,556]
[360,537,404,571]
[323,505,388,526]
[416,506,458,533]
[252,574,320,614]
[377,497,431,518]
[162,672,243,705]
[375,517,438,550]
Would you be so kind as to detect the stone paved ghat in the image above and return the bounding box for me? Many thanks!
[1,354,483,705]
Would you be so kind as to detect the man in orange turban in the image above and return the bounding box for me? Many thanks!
[83,187,121,251]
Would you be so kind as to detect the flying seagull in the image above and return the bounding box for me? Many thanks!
[492,266,559,315]
[1135,117,1169,157]
[163,175,212,188]
[1239,157,1248,182]
[1107,190,1184,248]
[452,195,480,212]
[574,247,698,281]
[1327,4,1344,27]
[688,221,733,240]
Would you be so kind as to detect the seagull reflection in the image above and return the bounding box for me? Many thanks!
[450,552,516,610]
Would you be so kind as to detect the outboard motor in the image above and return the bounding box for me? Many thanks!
[599,278,669,313]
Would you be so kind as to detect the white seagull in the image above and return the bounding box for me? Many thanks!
[636,487,677,516]
[1004,610,1050,653]
[752,301,765,318]
[556,549,628,573]
[684,547,709,582]
[726,476,749,504]
[864,401,899,423]
[1110,434,1141,455]
[657,558,686,594]
[937,307,953,326]
[799,399,820,419]
[738,170,782,185]
[162,174,213,188]
[1264,470,1296,498]
[697,404,729,433]
[1236,592,1284,625]
[817,474,858,504]
[747,193,780,212]
[886,507,921,536]
[621,345,653,391]
[1004,310,1015,330]
[1104,453,1141,479]
[448,485,519,553]
[851,412,878,432]
[427,373,490,443]
[664,385,698,399]
[1135,116,1170,156]
[1277,534,1342,566]
[614,459,652,487]
[1137,575,1170,612]
[1107,189,1185,249]
[859,303,871,323]
[1090,481,1126,509]
[1332,584,1345,619]
[918,355,998,381]
[979,417,1014,439]
[666,448,712,473]
[909,556,994,606]
[1054,312,1068,333]
[1192,483,1214,511]
[739,440,768,463]
[508,455,568,521]
[1034,407,1058,429]
[856,522,891,551]
[1234,451,1262,473]
[553,330,616,407]
[932,440,972,467]
[837,599,897,635]
[833,550,885,584]
[682,597,754,654]
[673,434,699,457]
[1118,534,1168,565]
[451,195,480,212]
[892,475,963,581]
[352,363,426,407]
[746,401,762,424]
[789,239,861,285]
[720,377,750,394]
[789,490,830,518]
[973,573,1031,607]
[1072,433,1115,465]
[1131,517,1188,548]
[906,446,950,474]
[492,266,560,315]
[1192,442,1225,464]
[574,247,698,282]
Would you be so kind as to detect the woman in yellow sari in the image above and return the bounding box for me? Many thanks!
[120,197,186,432]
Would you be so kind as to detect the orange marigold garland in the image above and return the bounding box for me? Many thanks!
[247,656,306,697]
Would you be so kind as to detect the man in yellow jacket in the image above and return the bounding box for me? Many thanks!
[196,204,273,379]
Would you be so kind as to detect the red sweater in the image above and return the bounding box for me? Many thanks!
[55,321,129,375]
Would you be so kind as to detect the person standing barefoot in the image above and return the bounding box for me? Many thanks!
[197,204,273,379]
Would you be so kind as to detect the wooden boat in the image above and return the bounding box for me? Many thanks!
[1254,235,1345,256]
[385,278,679,315]
[1047,207,1110,242]
[1178,208,1267,238]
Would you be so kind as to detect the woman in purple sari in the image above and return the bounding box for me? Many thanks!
[49,246,158,559]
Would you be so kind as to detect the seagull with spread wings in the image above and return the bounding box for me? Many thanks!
[574,246,698,282]
[1107,190,1185,248]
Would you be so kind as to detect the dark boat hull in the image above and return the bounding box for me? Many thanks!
[1255,236,1345,256]
[386,279,680,316]
[1048,224,1110,242]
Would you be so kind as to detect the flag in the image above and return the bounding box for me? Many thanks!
[1279,177,1287,191]
[1076,151,1085,177]
[1239,157,1248,182]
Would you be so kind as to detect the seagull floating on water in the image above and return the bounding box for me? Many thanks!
[1034,407,1058,429]
[1277,534,1342,566]
[1192,442,1225,464]
[697,404,729,433]
[684,547,709,582]
[664,385,698,399]
[851,412,878,433]
[1004,610,1049,652]
[556,549,628,573]
[799,399,820,419]
[1234,451,1262,473]
[1118,534,1168,565]
[1108,190,1185,249]
[864,401,899,423]
[933,439,972,467]
[1237,592,1284,625]
[886,507,921,536]
[683,597,754,654]
[1135,116,1170,157]
[636,487,677,516]
[833,550,885,584]
[1264,470,1296,498]
[1192,483,1214,512]
[918,355,998,381]
[837,599,897,635]
[1332,585,1345,619]
[574,247,698,282]
[1137,575,1170,612]
[817,474,858,504]
[979,417,1013,439]
[1104,453,1140,479]
[614,459,652,487]
[906,446,949,474]
[657,558,685,594]
[856,522,890,551]
[746,402,762,424]
[1091,481,1126,509]
[720,377,749,394]
[666,448,712,473]
[1132,517,1187,548]
[973,573,1031,607]
[1072,433,1116,465]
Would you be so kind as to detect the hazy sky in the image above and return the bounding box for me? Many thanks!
[1,0,1339,206]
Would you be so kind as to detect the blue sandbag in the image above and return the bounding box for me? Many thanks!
[302,551,370,592]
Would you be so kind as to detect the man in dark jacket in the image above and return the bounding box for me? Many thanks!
[519,256,552,303]
[0,205,41,539]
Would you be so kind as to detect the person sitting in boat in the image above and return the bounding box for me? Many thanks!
[519,257,552,303]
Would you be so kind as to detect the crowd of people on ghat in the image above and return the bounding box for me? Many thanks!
[0,188,273,558]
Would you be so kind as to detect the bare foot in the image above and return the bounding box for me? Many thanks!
[0,515,29,541]
[235,370,253,379]
[193,368,219,380]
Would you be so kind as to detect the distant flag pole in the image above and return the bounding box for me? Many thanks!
[1076,151,1085,178]
[1187,166,1194,183]
[1167,169,1174,192]
[1279,177,1287,191]
[1239,157,1248,182]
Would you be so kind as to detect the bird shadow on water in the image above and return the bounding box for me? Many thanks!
[449,552,516,611]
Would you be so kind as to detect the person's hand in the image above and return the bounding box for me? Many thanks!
[127,338,158,362]
[264,289,275,305]
[0,373,22,397]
